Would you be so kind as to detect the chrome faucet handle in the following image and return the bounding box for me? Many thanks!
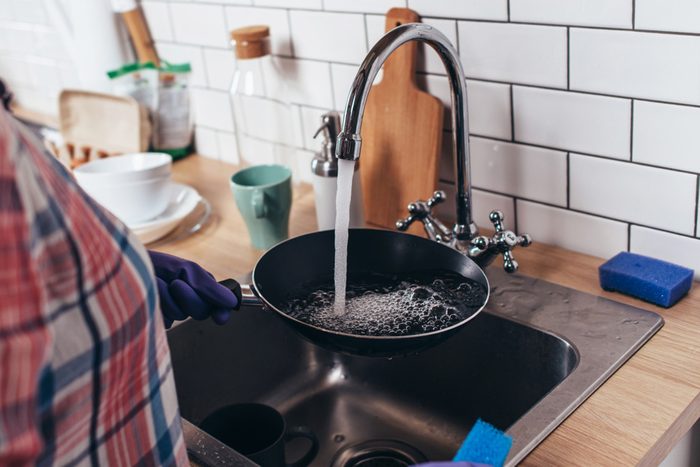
[396,191,452,242]
[425,190,446,208]
[482,210,532,273]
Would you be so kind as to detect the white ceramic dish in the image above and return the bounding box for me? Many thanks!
[75,152,171,182]
[128,183,202,244]
[74,153,172,223]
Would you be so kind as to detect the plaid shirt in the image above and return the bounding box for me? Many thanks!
[0,110,188,466]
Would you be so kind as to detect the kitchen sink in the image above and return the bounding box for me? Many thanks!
[168,268,663,466]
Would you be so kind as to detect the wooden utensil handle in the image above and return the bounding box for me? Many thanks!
[380,8,421,85]
[121,7,160,66]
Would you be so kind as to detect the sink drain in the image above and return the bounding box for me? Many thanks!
[331,440,427,467]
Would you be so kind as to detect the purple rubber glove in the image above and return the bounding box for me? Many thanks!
[148,250,238,328]
[413,463,491,467]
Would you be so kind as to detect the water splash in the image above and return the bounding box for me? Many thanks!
[286,270,487,336]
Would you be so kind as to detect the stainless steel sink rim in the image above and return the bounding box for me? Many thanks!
[487,269,663,465]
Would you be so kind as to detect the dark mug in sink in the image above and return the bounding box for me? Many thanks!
[200,403,319,467]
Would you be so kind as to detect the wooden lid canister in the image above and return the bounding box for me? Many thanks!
[230,25,270,59]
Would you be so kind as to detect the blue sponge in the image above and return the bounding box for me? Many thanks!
[453,419,513,467]
[599,252,693,308]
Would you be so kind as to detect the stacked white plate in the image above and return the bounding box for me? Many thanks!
[127,183,202,244]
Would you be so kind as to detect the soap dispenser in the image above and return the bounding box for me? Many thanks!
[311,111,364,230]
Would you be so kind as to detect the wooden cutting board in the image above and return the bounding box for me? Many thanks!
[359,7,444,234]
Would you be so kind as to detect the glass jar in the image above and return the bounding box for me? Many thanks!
[228,25,297,169]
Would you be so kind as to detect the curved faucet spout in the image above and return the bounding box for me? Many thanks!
[335,23,477,240]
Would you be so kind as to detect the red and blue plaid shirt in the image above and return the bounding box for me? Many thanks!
[0,109,188,465]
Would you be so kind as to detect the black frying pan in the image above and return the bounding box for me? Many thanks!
[221,229,489,357]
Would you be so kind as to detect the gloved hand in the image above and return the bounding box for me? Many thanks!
[148,250,238,328]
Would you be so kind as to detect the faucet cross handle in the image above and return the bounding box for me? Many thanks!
[396,190,452,242]
[483,210,532,273]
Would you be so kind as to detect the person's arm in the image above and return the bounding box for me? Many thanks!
[0,110,50,465]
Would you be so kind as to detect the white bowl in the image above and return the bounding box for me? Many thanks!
[75,153,173,224]
[75,152,172,182]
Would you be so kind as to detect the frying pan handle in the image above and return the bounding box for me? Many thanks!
[219,278,262,310]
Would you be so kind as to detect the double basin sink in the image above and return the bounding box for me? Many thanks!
[168,268,663,466]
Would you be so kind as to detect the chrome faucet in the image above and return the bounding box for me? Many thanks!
[335,23,531,272]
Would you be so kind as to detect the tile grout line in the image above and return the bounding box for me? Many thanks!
[454,15,460,54]
[285,8,296,58]
[629,100,634,160]
[566,26,570,90]
[165,1,177,44]
[327,61,337,109]
[295,104,306,150]
[566,152,570,209]
[695,175,700,237]
[362,13,370,52]
[509,85,515,142]
[627,224,632,251]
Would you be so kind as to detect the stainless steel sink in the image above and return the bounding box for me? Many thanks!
[168,268,663,466]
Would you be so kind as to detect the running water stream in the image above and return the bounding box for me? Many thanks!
[333,159,355,314]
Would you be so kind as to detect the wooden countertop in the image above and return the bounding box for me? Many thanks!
[159,156,700,466]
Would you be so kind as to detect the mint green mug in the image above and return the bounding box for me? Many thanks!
[231,165,292,250]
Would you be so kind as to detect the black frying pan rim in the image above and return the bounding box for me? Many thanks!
[250,228,491,341]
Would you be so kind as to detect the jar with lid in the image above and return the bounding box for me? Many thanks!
[228,25,297,169]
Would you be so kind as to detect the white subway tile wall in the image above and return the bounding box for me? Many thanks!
[195,126,219,159]
[470,137,567,206]
[254,0,322,9]
[633,101,700,173]
[141,1,174,42]
[635,0,700,34]
[408,0,507,21]
[330,63,358,110]
[217,131,239,164]
[517,200,629,259]
[324,0,406,15]
[465,80,512,140]
[631,226,700,279]
[4,0,700,267]
[570,28,700,105]
[203,48,236,91]
[288,10,366,63]
[513,86,631,159]
[570,154,697,235]
[267,57,334,108]
[169,3,228,48]
[435,183,516,231]
[191,88,234,132]
[458,22,567,88]
[510,0,632,28]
